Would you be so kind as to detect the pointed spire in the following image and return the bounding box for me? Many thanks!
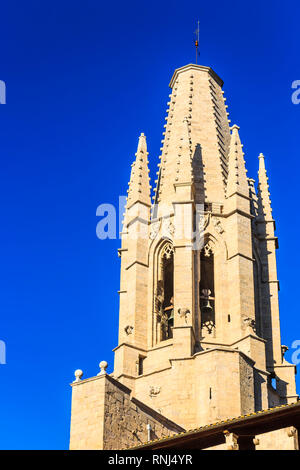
[126,133,151,209]
[153,65,231,209]
[257,153,273,220]
[226,124,248,198]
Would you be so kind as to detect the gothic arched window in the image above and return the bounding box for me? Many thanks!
[155,242,174,342]
[200,241,215,334]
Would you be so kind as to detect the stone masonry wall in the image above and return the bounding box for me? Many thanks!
[103,376,184,449]
[69,373,184,450]
[239,354,255,415]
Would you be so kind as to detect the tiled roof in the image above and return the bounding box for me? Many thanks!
[127,401,300,449]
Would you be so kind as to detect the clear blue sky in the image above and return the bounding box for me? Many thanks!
[0,0,299,450]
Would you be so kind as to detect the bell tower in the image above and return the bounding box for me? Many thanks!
[69,64,298,450]
[113,64,297,428]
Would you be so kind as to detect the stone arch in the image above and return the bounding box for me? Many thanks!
[199,232,228,340]
[200,235,216,335]
[152,239,174,344]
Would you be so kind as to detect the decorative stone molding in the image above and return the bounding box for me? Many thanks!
[198,211,211,233]
[242,315,256,334]
[202,320,215,335]
[211,202,223,213]
[213,217,224,234]
[149,386,161,398]
[124,325,134,335]
[150,220,160,240]
[224,430,239,450]
[178,308,191,322]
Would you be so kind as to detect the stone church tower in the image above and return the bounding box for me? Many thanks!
[69,64,298,450]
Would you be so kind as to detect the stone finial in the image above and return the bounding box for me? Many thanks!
[125,133,151,212]
[226,124,249,198]
[73,369,83,383]
[257,152,273,220]
[124,325,134,335]
[97,360,108,376]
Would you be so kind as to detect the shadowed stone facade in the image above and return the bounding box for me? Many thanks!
[69,63,298,450]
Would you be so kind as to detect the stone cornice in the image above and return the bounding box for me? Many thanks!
[226,191,251,202]
[127,216,149,228]
[125,260,149,270]
[112,342,148,353]
[223,208,253,220]
[227,252,255,262]
[169,64,224,88]
[126,200,151,211]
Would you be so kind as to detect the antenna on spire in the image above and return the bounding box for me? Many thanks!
[194,20,200,64]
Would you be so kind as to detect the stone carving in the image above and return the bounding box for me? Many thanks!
[150,220,160,240]
[242,315,256,333]
[201,289,215,334]
[203,240,214,257]
[149,386,161,398]
[198,211,211,233]
[124,325,134,335]
[162,218,174,239]
[287,427,297,438]
[213,218,224,234]
[161,242,174,260]
[178,308,190,322]
[224,431,239,450]
[202,320,215,335]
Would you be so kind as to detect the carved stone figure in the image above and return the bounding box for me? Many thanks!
[150,220,160,240]
[124,325,134,335]
[242,315,256,333]
[149,386,161,398]
[178,307,190,322]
